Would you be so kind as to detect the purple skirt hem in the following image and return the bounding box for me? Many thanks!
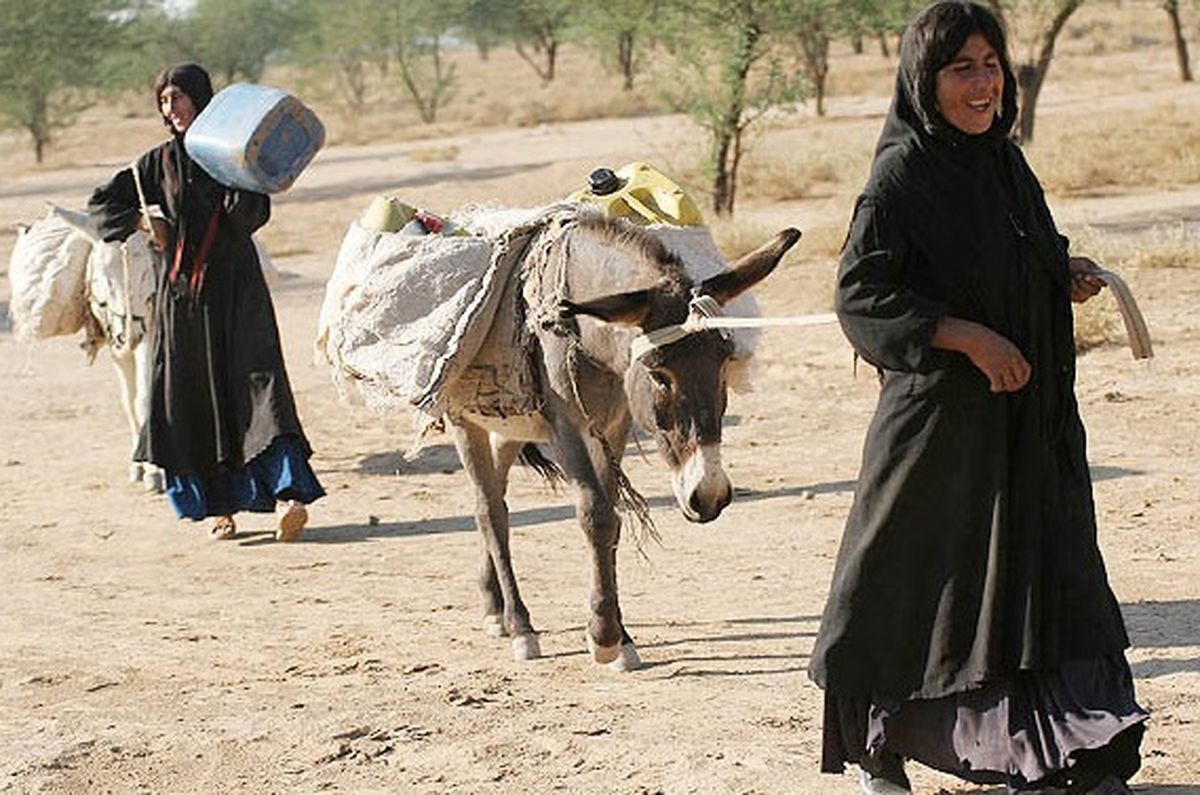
[821,653,1148,787]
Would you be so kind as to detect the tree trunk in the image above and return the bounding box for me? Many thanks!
[799,21,830,118]
[710,19,758,217]
[878,31,890,58]
[712,129,734,216]
[618,30,635,90]
[337,56,367,118]
[30,94,49,164]
[545,40,557,82]
[1164,1,1193,82]
[515,36,557,83]
[1014,0,1082,144]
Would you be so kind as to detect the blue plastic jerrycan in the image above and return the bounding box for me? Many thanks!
[184,83,325,194]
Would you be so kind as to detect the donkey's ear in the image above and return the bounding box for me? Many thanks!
[699,227,801,305]
[46,201,101,242]
[559,289,653,327]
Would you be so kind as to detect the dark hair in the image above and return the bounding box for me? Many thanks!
[153,63,214,131]
[899,2,1017,138]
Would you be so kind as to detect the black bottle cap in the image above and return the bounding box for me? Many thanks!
[588,167,621,196]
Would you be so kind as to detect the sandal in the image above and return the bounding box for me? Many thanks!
[210,515,237,540]
[276,501,307,542]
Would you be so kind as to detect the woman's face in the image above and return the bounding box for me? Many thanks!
[935,33,1004,135]
[159,85,197,134]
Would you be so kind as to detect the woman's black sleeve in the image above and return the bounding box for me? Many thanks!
[88,151,164,243]
[834,197,946,372]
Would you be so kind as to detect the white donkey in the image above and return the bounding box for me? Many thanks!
[32,205,280,493]
[37,204,166,492]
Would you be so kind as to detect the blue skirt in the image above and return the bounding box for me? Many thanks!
[165,435,325,520]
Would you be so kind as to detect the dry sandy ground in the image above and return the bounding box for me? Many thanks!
[1,79,1199,795]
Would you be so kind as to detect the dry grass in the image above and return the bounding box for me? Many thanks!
[1069,224,1200,272]
[1063,223,1198,354]
[1029,101,1200,196]
[1074,299,1121,354]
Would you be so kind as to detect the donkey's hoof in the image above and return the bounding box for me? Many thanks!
[511,633,541,661]
[588,639,641,671]
[142,468,165,494]
[482,614,507,637]
[587,634,621,665]
[607,643,642,672]
[128,462,144,485]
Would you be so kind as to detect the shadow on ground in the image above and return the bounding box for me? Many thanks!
[1121,600,1200,679]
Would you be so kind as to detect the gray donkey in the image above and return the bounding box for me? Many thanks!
[441,212,800,671]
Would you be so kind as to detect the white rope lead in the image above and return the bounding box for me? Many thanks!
[629,294,839,362]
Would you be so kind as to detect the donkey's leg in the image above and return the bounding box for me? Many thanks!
[478,436,522,639]
[597,413,641,669]
[110,351,143,486]
[450,422,540,661]
[131,341,164,493]
[549,422,638,670]
[590,413,641,671]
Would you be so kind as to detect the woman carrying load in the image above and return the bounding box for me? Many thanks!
[89,63,324,541]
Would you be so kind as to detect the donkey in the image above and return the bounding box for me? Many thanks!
[39,205,165,492]
[441,213,799,671]
[40,205,280,493]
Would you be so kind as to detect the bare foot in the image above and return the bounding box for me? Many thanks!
[276,501,307,542]
[210,515,237,540]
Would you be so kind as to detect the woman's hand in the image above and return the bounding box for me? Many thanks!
[137,215,170,253]
[933,316,1031,393]
[1069,256,1106,304]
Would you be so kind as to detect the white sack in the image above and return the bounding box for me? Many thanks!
[8,211,91,339]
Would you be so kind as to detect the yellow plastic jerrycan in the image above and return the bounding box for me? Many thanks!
[568,162,704,227]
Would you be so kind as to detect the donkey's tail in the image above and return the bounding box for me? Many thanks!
[520,443,565,488]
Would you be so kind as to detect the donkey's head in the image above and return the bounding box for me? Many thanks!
[562,227,800,523]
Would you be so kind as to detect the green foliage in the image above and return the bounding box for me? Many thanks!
[657,0,809,216]
[290,0,380,117]
[292,0,463,124]
[0,0,127,162]
[574,0,667,90]
[840,0,922,48]
[98,3,190,94]
[489,0,578,82]
[381,0,464,123]
[174,0,301,84]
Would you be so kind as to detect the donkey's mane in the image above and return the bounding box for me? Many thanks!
[573,214,691,288]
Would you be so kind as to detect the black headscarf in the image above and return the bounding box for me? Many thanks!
[891,1,1018,148]
[154,63,214,132]
[861,0,1068,309]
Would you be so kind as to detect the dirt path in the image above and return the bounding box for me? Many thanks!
[2,106,1198,793]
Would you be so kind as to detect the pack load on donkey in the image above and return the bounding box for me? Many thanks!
[9,207,96,341]
[315,163,765,428]
[316,163,801,670]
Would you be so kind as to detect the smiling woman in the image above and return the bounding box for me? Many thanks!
[935,33,1004,135]
[158,84,198,135]
[808,3,1147,794]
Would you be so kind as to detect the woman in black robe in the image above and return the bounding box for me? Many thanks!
[809,4,1147,794]
[89,63,324,541]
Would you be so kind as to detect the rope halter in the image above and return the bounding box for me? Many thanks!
[628,293,840,363]
[629,294,728,363]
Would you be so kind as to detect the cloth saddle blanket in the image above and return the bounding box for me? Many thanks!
[315,205,764,432]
